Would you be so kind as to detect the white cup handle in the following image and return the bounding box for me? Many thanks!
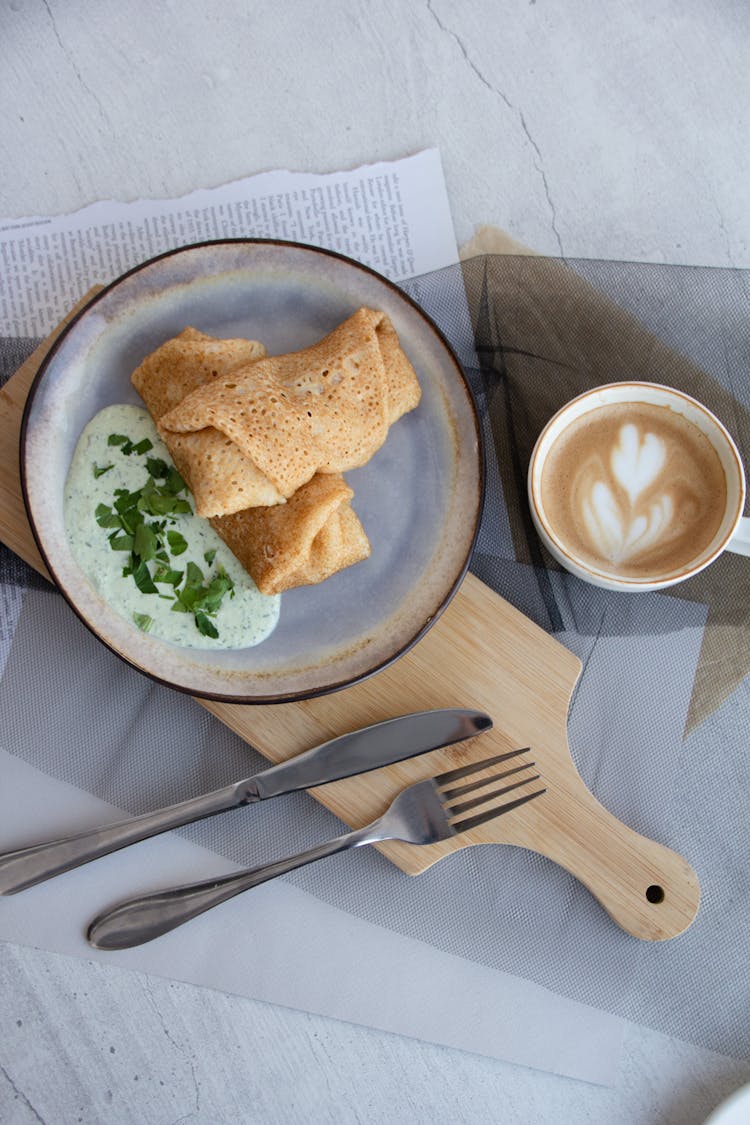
[727,517,750,557]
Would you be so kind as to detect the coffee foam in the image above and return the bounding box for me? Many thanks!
[539,402,727,579]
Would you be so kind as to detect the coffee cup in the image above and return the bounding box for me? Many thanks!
[527,382,750,592]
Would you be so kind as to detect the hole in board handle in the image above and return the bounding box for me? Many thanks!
[646,884,665,904]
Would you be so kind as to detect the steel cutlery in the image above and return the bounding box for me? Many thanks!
[88,747,544,949]
[0,708,491,894]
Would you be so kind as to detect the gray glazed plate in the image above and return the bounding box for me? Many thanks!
[21,240,483,702]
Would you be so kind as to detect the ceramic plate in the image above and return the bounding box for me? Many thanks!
[21,240,482,702]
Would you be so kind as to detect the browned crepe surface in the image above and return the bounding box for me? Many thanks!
[131,327,267,417]
[131,324,375,594]
[132,328,285,511]
[212,474,371,596]
[157,308,421,516]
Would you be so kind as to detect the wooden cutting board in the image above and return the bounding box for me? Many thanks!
[0,297,701,942]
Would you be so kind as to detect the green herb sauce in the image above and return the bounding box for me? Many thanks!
[64,405,280,649]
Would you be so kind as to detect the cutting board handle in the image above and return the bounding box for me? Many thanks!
[530,773,701,942]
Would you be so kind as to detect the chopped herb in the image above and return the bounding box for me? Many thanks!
[194,571,234,614]
[96,432,234,639]
[164,468,186,494]
[174,585,200,612]
[107,432,153,457]
[93,462,114,478]
[194,611,219,639]
[114,489,140,514]
[108,532,134,551]
[95,503,121,528]
[118,508,141,535]
[132,560,158,594]
[146,456,170,479]
[153,565,183,586]
[133,522,158,562]
[167,530,188,556]
[184,561,204,588]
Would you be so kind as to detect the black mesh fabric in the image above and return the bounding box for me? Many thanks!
[403,256,750,733]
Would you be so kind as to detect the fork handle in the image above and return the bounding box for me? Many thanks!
[87,823,377,950]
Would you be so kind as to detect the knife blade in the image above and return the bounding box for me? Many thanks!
[247,708,491,800]
[0,708,491,894]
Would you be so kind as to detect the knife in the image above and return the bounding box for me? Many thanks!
[0,708,491,894]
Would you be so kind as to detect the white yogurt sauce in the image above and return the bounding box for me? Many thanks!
[64,404,281,649]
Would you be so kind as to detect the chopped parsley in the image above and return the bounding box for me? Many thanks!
[108,433,154,456]
[94,434,234,638]
[167,529,188,556]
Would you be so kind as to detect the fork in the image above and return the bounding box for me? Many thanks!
[87,748,545,949]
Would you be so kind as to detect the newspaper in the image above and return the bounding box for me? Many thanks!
[0,149,457,337]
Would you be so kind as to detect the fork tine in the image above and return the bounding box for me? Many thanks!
[452,788,546,834]
[435,747,530,786]
[447,774,541,817]
[441,761,535,801]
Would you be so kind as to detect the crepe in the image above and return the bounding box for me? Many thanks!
[131,325,374,594]
[156,308,421,517]
[211,473,371,596]
[132,328,285,510]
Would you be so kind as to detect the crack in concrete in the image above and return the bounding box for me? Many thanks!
[40,0,110,128]
[0,1063,47,1125]
[425,0,565,256]
[705,182,737,269]
[144,981,201,1120]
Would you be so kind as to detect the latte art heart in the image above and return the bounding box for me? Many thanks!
[539,401,727,580]
[610,424,665,503]
[582,480,676,564]
[579,423,675,563]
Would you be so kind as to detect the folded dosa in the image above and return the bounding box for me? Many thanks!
[157,308,421,517]
[131,326,372,594]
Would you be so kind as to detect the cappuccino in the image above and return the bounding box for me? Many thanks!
[539,401,727,580]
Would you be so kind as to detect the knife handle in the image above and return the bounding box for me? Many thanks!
[0,783,241,894]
